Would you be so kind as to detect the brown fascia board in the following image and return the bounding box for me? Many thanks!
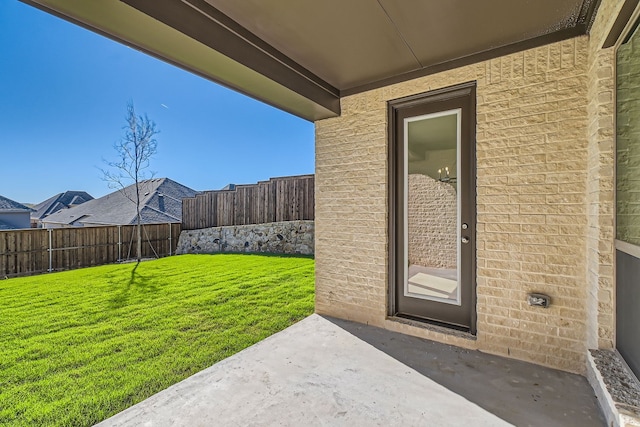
[603,0,639,48]
[121,0,340,116]
[20,0,340,121]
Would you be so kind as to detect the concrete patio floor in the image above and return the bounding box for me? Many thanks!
[96,314,605,426]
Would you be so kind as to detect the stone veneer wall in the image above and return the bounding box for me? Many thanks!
[176,220,314,256]
[583,2,640,426]
[584,0,622,352]
[408,174,457,269]
[316,36,594,373]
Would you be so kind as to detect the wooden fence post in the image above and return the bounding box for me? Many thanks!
[117,225,122,262]
[47,228,52,273]
[181,174,314,230]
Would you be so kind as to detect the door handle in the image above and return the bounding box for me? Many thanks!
[461,236,470,244]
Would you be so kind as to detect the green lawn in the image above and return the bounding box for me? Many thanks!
[0,254,314,426]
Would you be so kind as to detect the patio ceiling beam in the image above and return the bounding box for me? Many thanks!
[121,0,340,116]
[19,0,341,121]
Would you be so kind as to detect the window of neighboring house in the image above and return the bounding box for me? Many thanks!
[615,15,640,379]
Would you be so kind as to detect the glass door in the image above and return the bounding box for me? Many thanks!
[390,83,476,333]
[404,110,462,305]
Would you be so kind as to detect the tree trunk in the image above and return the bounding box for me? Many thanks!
[136,214,142,262]
[135,182,142,263]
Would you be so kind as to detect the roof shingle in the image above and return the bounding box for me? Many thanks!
[0,195,32,212]
[31,191,94,220]
[41,178,197,226]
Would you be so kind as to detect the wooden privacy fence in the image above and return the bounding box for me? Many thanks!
[182,174,314,230]
[0,223,181,278]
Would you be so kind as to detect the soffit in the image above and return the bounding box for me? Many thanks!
[207,0,597,93]
[22,0,598,121]
[21,0,340,121]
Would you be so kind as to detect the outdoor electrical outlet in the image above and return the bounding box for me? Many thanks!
[527,293,551,308]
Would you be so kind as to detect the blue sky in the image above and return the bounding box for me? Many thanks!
[0,1,315,204]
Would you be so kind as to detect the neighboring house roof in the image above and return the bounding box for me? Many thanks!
[41,178,198,226]
[0,195,33,213]
[31,191,94,221]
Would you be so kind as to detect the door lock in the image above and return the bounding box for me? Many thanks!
[462,223,468,230]
[461,236,470,244]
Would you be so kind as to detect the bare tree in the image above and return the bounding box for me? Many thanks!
[102,101,159,262]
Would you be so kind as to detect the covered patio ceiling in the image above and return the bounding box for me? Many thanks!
[23,0,599,121]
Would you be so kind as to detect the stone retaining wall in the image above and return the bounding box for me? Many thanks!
[176,220,314,256]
